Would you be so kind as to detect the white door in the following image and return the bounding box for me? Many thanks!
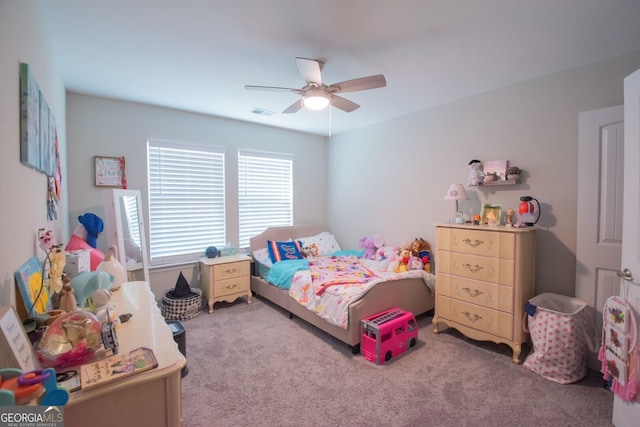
[576,105,624,368]
[612,67,640,426]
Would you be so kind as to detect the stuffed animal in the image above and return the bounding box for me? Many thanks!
[394,248,411,273]
[407,256,424,271]
[301,243,319,258]
[411,238,432,273]
[359,234,384,260]
[467,159,485,187]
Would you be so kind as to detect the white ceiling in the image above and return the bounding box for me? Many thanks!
[41,0,640,136]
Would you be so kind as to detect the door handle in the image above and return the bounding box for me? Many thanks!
[617,268,634,281]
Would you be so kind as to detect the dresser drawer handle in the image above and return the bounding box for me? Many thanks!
[462,263,483,274]
[224,267,239,275]
[462,311,482,323]
[462,238,484,248]
[462,287,483,298]
[224,283,239,291]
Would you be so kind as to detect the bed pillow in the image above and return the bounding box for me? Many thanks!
[297,231,341,256]
[252,247,273,278]
[267,240,304,263]
[252,247,273,268]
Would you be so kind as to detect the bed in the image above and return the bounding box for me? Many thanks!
[249,225,436,353]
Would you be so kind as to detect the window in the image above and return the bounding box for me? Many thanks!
[147,140,225,265]
[238,150,293,248]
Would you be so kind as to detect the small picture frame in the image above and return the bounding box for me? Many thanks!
[0,305,39,371]
[481,204,502,225]
[483,160,508,181]
[94,156,126,187]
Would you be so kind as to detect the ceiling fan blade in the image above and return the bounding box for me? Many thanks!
[328,74,386,94]
[245,85,301,94]
[282,99,303,114]
[295,57,323,85]
[331,95,360,113]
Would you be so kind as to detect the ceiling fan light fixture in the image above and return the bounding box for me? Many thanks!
[303,90,330,110]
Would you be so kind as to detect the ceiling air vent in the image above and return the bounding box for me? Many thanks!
[251,107,276,117]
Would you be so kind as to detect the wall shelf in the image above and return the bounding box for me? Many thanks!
[481,179,519,186]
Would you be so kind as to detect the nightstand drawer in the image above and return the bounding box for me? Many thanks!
[213,276,249,297]
[437,251,515,286]
[437,273,513,313]
[213,261,249,280]
[438,227,515,259]
[436,295,514,341]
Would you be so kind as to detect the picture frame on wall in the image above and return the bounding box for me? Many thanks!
[95,156,126,187]
[19,63,41,171]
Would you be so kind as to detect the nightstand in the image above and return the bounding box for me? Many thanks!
[200,254,252,313]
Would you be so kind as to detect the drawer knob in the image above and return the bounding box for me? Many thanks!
[225,283,239,290]
[462,263,483,274]
[461,287,483,298]
[224,268,239,275]
[462,238,484,248]
[462,311,482,323]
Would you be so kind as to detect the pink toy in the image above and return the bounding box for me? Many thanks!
[359,234,384,260]
[361,307,418,365]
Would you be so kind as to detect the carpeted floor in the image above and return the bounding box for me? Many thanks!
[179,297,613,427]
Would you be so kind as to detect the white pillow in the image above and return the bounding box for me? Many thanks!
[252,247,273,268]
[298,231,341,256]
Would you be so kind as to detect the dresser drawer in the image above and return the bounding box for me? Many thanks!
[214,276,249,297]
[213,260,249,280]
[436,273,514,313]
[436,295,514,341]
[437,251,515,286]
[437,227,515,259]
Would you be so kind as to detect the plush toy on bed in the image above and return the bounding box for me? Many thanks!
[411,237,432,273]
[359,234,384,260]
[301,243,319,258]
[394,248,411,273]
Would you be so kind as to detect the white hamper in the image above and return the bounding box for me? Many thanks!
[523,293,589,384]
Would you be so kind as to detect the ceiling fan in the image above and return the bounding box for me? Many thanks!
[245,57,386,114]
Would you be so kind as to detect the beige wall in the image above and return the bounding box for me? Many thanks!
[0,2,68,310]
[327,51,640,297]
[65,94,327,298]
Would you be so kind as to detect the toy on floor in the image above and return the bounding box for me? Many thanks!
[361,307,419,365]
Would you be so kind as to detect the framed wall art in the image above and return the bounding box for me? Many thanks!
[95,156,126,187]
[19,63,41,171]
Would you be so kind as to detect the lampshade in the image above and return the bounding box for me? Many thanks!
[444,184,469,201]
[303,90,330,110]
[444,184,469,222]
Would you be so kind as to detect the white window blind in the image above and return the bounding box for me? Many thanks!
[148,140,225,265]
[238,150,293,248]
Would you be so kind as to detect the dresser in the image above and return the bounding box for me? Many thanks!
[65,281,185,427]
[432,224,536,363]
[200,254,252,313]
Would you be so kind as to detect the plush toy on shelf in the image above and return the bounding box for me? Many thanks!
[467,159,485,187]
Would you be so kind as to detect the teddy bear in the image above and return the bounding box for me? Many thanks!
[394,248,411,273]
[411,237,432,273]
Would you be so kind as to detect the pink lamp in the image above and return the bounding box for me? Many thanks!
[444,184,469,222]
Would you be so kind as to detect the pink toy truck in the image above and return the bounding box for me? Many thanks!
[361,307,418,365]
